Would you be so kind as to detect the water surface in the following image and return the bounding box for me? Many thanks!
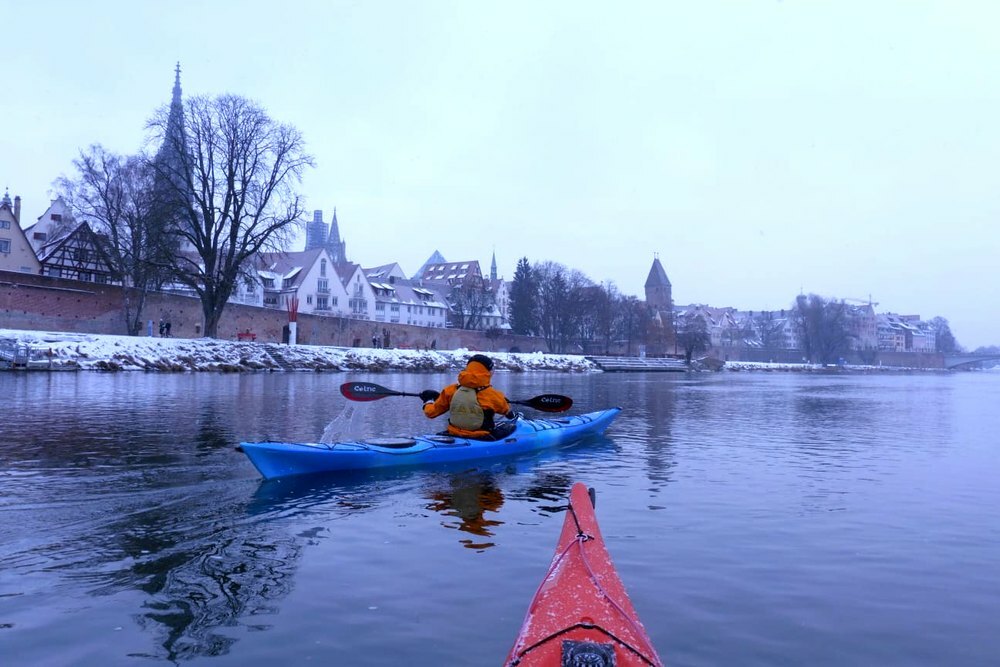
[1,370,998,665]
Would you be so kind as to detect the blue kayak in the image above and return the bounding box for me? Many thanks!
[239,408,621,479]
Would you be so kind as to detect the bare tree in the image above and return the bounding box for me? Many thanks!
[149,94,313,337]
[675,312,711,364]
[588,282,619,354]
[928,316,960,354]
[754,311,789,350]
[449,274,495,330]
[793,294,851,364]
[58,145,166,335]
[615,295,650,356]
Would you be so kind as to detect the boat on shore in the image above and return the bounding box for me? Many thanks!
[239,408,621,479]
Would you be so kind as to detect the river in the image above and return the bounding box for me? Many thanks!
[1,370,998,665]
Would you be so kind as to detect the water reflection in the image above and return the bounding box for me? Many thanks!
[424,472,505,550]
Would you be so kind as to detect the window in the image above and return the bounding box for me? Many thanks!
[262,278,275,288]
[307,295,313,305]
[317,297,329,310]
[317,278,329,293]
[79,272,92,282]
[331,296,338,306]
[0,220,9,229]
[33,232,47,241]
[51,213,62,222]
[0,238,10,253]
[320,259,327,277]
[94,274,108,284]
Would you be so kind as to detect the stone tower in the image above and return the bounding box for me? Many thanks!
[644,256,672,311]
[644,255,675,353]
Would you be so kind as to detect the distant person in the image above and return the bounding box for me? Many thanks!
[159,320,165,337]
[164,321,172,337]
[420,354,517,440]
[372,334,379,348]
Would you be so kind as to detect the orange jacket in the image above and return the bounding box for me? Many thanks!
[423,359,512,438]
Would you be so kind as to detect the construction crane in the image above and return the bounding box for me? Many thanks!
[844,296,879,308]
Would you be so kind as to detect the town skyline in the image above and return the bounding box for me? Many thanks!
[2,2,997,348]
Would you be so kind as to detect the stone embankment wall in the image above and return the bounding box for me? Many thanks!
[714,345,945,369]
[0,270,550,353]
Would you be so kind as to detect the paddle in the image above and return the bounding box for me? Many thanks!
[339,381,573,413]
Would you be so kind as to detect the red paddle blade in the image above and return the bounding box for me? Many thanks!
[340,381,400,402]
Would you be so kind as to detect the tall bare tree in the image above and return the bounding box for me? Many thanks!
[615,295,650,356]
[754,310,790,350]
[929,316,960,354]
[449,273,495,330]
[675,311,711,364]
[57,145,165,335]
[149,94,313,337]
[793,294,851,364]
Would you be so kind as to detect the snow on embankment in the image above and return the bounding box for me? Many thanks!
[0,329,597,373]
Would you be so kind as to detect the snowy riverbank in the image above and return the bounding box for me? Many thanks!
[0,329,598,373]
[2,328,970,373]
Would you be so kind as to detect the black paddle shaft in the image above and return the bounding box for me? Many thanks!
[339,382,572,412]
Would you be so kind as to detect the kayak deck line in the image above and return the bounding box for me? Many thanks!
[504,482,664,667]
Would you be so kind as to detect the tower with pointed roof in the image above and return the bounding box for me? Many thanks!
[152,63,193,253]
[490,250,497,281]
[645,255,675,352]
[154,63,189,192]
[645,255,672,311]
[326,208,346,262]
[303,208,347,262]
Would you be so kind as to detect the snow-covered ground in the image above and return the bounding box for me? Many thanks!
[2,328,972,373]
[0,329,598,373]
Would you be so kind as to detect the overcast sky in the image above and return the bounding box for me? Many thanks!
[2,1,997,348]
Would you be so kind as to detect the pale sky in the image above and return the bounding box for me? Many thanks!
[2,1,997,348]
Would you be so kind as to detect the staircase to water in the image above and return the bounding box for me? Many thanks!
[586,356,688,372]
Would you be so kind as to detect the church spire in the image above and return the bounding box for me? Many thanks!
[159,62,187,164]
[490,248,497,281]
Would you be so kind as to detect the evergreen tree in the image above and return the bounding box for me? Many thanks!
[508,257,538,335]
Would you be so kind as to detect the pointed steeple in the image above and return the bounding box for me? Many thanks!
[325,207,347,262]
[165,62,186,155]
[644,254,673,312]
[490,249,498,281]
[644,254,671,288]
[172,62,182,107]
[329,207,341,245]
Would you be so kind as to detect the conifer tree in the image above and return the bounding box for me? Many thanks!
[508,257,538,335]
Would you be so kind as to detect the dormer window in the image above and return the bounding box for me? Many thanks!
[51,214,62,222]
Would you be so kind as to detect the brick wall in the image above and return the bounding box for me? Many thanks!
[0,269,552,353]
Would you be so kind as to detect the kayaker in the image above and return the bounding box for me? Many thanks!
[420,354,518,440]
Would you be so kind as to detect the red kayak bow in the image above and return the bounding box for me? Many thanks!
[504,482,664,666]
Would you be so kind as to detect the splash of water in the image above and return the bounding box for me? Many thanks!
[319,404,366,443]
